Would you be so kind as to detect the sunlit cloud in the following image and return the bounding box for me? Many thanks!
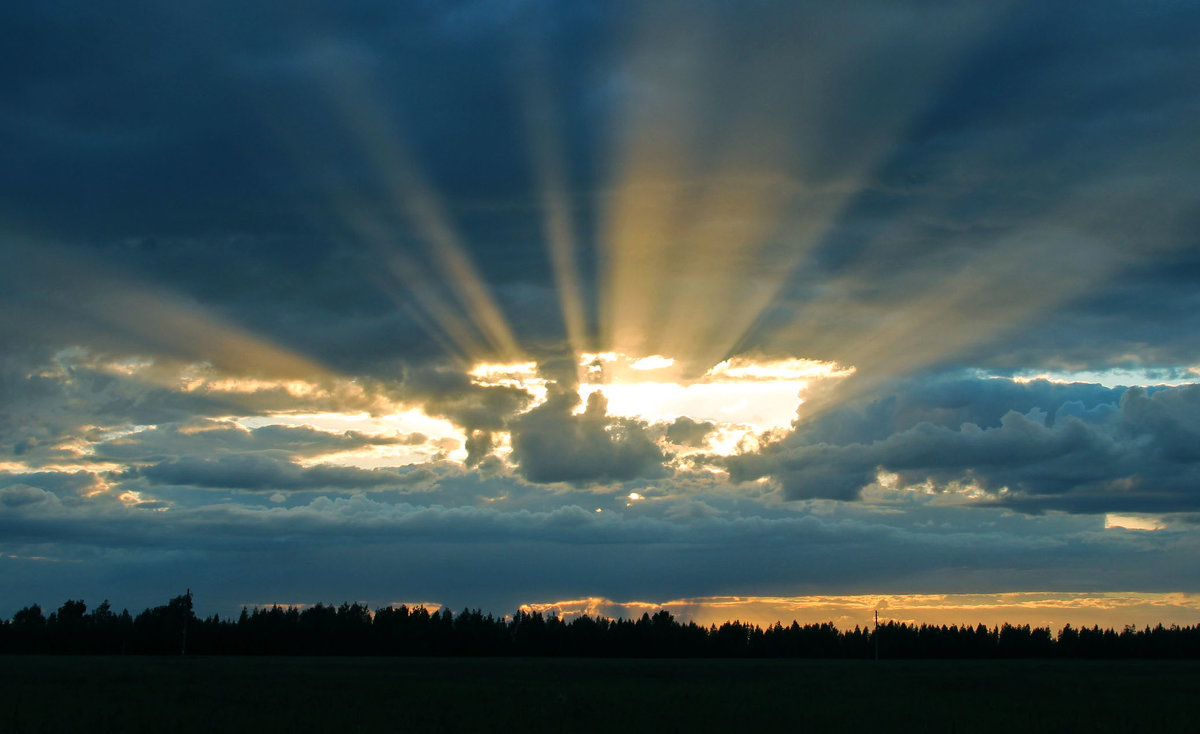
[236,410,467,468]
[465,352,853,459]
[117,490,167,511]
[1105,514,1167,532]
[465,351,853,456]
[468,361,541,380]
[468,361,549,404]
[707,357,855,382]
[629,355,675,371]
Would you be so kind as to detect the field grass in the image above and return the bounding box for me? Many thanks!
[2,656,1197,732]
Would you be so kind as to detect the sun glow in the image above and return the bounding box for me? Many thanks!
[577,380,797,429]
[468,352,854,456]
[574,353,853,432]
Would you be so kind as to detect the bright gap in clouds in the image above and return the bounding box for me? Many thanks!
[473,354,855,456]
[212,353,855,472]
[578,354,855,438]
[999,366,1200,389]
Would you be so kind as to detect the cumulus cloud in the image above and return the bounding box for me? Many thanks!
[509,388,668,484]
[726,375,1200,514]
[402,365,531,448]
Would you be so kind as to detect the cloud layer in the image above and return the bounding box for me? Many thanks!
[2,0,1200,619]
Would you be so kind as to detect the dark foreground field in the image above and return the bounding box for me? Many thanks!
[2,656,1196,733]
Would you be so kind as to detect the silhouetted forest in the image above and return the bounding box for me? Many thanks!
[3,592,1199,658]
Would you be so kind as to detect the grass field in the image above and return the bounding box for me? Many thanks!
[2,656,1197,732]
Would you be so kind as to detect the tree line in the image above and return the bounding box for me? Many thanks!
[3,591,1199,658]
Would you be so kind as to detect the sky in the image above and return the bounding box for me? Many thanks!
[3,0,1200,630]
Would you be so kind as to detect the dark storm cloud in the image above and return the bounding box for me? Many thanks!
[727,375,1200,514]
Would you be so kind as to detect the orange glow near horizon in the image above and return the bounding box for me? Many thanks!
[522,592,1200,632]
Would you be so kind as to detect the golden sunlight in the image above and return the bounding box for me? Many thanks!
[470,352,854,456]
[575,353,853,436]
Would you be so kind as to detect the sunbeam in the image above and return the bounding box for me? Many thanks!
[314,54,523,362]
[7,0,1200,645]
[759,85,1200,423]
[4,239,331,382]
[517,50,592,379]
[335,197,490,364]
[598,3,998,378]
[231,57,488,366]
